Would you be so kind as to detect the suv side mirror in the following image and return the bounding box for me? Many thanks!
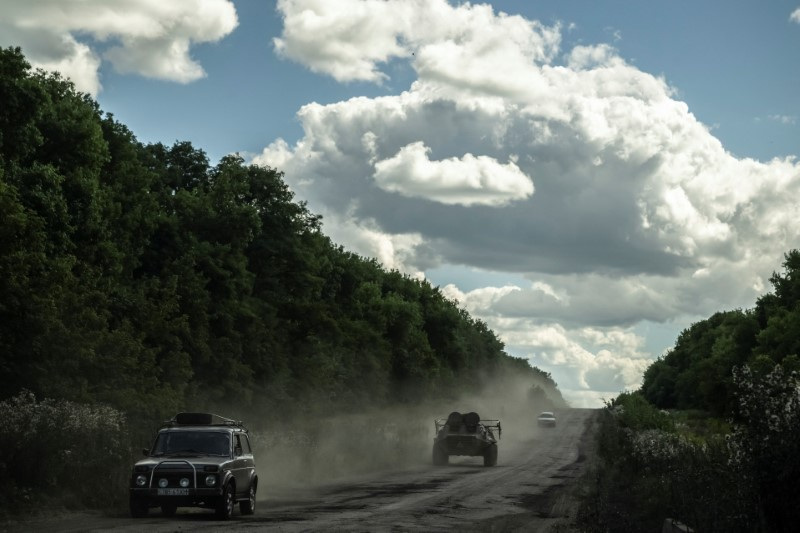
[142,448,150,456]
[234,445,243,457]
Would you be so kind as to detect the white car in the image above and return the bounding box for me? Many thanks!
[537,411,556,428]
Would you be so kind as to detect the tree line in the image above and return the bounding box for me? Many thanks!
[579,252,800,531]
[0,46,562,427]
[640,250,800,419]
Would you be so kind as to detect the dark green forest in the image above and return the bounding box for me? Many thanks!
[0,46,561,428]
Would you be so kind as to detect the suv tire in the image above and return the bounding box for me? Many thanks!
[215,482,235,520]
[240,483,256,515]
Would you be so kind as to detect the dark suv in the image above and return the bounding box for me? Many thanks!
[129,412,258,519]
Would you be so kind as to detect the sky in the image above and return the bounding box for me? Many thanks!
[2,0,799,407]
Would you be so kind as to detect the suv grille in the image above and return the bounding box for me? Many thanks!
[153,463,196,488]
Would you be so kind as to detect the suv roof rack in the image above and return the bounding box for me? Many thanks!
[161,412,247,431]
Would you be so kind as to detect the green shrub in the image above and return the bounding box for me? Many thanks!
[609,391,674,432]
[728,365,800,531]
[670,409,731,442]
[579,397,759,532]
[0,390,130,513]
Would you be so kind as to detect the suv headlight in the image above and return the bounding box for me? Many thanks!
[135,475,147,487]
[205,475,217,487]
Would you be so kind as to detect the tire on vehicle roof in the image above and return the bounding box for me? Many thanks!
[446,411,463,427]
[463,412,480,431]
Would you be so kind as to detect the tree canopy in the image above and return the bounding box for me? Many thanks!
[0,47,563,422]
[640,250,800,418]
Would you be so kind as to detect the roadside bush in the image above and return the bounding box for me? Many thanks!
[578,394,758,532]
[609,391,674,431]
[0,390,130,513]
[671,409,730,442]
[634,430,757,532]
[578,408,654,531]
[728,365,800,531]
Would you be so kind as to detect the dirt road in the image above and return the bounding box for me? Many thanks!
[5,408,597,532]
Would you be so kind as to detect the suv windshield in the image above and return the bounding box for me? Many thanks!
[152,431,230,456]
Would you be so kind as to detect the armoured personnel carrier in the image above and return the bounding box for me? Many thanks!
[432,411,501,467]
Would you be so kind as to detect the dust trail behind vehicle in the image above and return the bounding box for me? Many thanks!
[248,368,566,497]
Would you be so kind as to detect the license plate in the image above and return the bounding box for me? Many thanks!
[157,488,189,496]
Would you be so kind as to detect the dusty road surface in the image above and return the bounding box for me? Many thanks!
[4,408,598,532]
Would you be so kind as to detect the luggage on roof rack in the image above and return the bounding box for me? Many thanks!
[162,412,246,430]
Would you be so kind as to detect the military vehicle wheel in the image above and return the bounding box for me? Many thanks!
[129,497,148,518]
[483,443,498,467]
[432,443,449,466]
[161,503,177,516]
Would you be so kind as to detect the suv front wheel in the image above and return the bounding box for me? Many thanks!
[215,482,235,520]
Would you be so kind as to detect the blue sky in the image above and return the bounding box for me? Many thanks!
[3,0,799,406]
[91,0,800,164]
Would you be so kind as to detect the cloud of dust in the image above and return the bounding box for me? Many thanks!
[246,369,564,497]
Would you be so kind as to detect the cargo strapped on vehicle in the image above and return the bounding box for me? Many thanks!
[162,412,247,431]
[435,417,502,438]
[481,420,502,438]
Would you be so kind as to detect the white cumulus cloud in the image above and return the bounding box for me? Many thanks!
[373,142,533,206]
[274,0,560,87]
[0,0,238,95]
[441,283,654,406]
[257,0,800,406]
